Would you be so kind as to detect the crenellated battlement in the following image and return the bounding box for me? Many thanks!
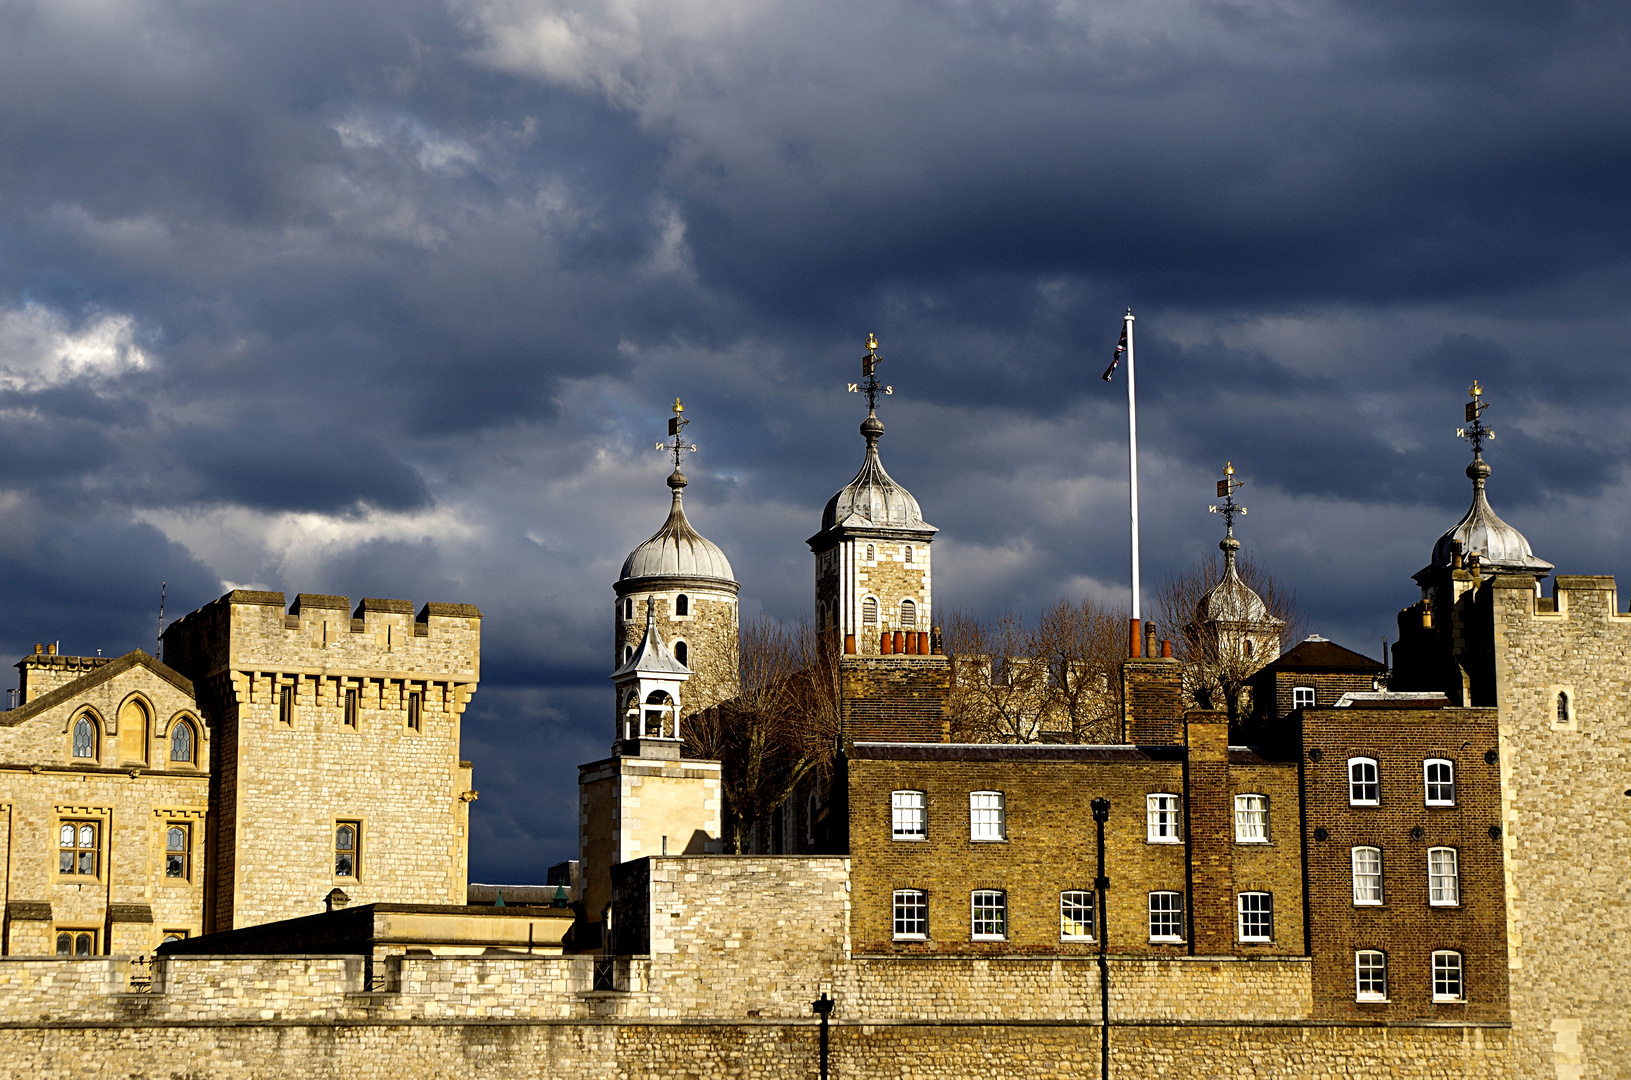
[163,590,481,683]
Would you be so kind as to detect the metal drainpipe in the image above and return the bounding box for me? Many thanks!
[1091,797,1111,1080]
[812,992,834,1079]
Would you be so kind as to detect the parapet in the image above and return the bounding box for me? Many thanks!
[161,589,483,682]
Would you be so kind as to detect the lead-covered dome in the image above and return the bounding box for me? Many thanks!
[820,412,934,532]
[620,470,736,583]
[1425,457,1552,577]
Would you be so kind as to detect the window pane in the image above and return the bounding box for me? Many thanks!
[1429,848,1460,905]
[1433,952,1464,1000]
[79,851,95,875]
[1147,794,1180,842]
[78,824,95,848]
[56,933,71,956]
[171,722,193,762]
[1238,893,1273,941]
[336,852,354,877]
[1149,892,1184,941]
[60,850,74,874]
[972,890,1006,938]
[1352,847,1383,905]
[1425,760,1455,805]
[337,825,354,849]
[970,792,1004,841]
[1356,951,1387,1000]
[1234,794,1267,842]
[1293,687,1315,708]
[1061,891,1095,940]
[891,791,926,839]
[167,826,186,852]
[60,824,74,846]
[1349,759,1379,804]
[75,933,92,957]
[893,890,927,938]
[73,717,96,758]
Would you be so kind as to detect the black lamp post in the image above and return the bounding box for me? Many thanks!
[812,992,835,1080]
[1091,797,1111,1080]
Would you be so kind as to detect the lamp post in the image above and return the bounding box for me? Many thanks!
[1091,797,1111,1080]
[812,992,835,1080]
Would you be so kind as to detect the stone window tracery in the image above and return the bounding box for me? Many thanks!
[170,720,195,763]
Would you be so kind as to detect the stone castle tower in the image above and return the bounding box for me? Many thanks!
[808,335,937,657]
[613,403,739,714]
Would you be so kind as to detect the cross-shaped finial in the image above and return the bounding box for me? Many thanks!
[846,333,893,413]
[656,398,697,470]
[1208,461,1248,534]
[1455,381,1495,456]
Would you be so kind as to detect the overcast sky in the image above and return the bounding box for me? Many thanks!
[2,0,1627,881]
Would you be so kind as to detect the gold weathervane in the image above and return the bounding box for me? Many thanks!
[1456,381,1494,455]
[1208,461,1247,532]
[847,333,893,411]
[657,398,698,470]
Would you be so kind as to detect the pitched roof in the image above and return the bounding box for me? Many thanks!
[0,650,195,727]
[1262,635,1383,673]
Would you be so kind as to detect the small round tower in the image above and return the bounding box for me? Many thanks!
[614,401,740,715]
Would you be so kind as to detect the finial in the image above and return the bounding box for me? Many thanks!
[656,397,699,473]
[1208,461,1248,541]
[846,332,893,418]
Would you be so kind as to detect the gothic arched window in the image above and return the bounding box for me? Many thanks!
[72,715,97,760]
[170,720,195,763]
[901,600,917,628]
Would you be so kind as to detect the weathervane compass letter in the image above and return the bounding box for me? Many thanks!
[1455,380,1495,456]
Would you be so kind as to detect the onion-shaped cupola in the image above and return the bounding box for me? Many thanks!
[821,411,933,532]
[620,467,736,585]
[1416,382,1552,583]
[1188,462,1283,670]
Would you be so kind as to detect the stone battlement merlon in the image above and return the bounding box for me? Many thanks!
[1492,572,1627,621]
[161,590,482,684]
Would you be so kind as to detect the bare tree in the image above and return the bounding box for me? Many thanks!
[1155,550,1303,721]
[945,599,1125,743]
[681,616,840,853]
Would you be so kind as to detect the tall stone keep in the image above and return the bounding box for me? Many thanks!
[809,335,937,657]
[614,400,740,715]
[159,592,481,932]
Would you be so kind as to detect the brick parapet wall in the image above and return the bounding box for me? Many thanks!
[840,656,950,743]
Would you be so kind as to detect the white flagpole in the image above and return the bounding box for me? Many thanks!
[1124,308,1141,652]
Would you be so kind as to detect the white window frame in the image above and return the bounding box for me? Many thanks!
[1348,757,1380,805]
[1352,846,1383,906]
[969,791,1005,842]
[1060,891,1095,941]
[1233,794,1268,843]
[1431,950,1465,1002]
[1292,686,1315,709]
[1146,793,1181,843]
[892,889,927,940]
[1237,892,1273,942]
[891,790,927,840]
[1355,950,1388,1002]
[1428,847,1460,906]
[1148,891,1184,942]
[1424,759,1455,806]
[971,890,1007,940]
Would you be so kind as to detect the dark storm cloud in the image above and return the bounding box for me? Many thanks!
[0,0,1627,879]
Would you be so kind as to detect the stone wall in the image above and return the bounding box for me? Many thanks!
[160,591,481,931]
[613,583,739,717]
[1490,573,1631,1078]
